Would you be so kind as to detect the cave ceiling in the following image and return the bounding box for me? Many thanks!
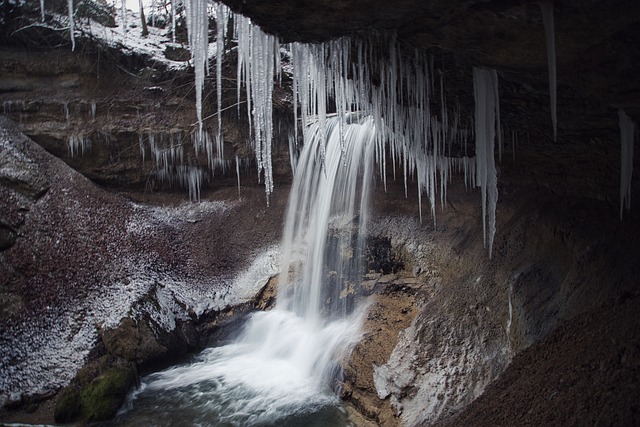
[220,0,640,124]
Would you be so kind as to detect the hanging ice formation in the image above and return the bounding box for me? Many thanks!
[67,0,75,51]
[171,0,176,43]
[619,109,636,220]
[139,131,216,202]
[40,0,45,21]
[67,133,90,157]
[184,0,209,144]
[214,3,229,155]
[233,13,280,201]
[288,37,483,226]
[473,68,499,259]
[120,0,127,38]
[539,1,557,142]
[180,0,496,241]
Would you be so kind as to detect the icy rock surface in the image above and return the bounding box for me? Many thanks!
[0,119,280,406]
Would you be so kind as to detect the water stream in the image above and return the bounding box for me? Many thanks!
[112,115,377,426]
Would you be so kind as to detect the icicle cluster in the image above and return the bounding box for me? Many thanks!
[214,3,229,153]
[473,68,500,258]
[184,0,209,144]
[182,1,497,235]
[67,133,91,157]
[233,14,280,201]
[619,109,636,220]
[138,130,236,202]
[289,36,475,224]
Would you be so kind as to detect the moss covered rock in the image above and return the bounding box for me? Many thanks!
[80,367,135,421]
[53,386,82,423]
[54,365,135,423]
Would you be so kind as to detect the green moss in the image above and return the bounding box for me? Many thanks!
[79,367,134,421]
[54,386,81,423]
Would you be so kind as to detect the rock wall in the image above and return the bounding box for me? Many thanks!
[341,161,640,425]
[0,43,293,195]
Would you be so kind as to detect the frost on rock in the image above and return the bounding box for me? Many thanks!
[0,191,260,405]
[473,68,499,258]
[619,109,636,220]
[373,299,510,427]
[230,245,281,304]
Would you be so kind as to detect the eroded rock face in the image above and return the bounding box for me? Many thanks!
[0,44,294,193]
[340,174,640,426]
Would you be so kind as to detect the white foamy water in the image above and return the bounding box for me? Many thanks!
[114,308,364,426]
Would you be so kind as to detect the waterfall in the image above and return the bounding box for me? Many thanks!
[116,115,377,425]
[279,114,377,324]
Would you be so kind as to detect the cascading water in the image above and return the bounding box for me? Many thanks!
[112,115,377,426]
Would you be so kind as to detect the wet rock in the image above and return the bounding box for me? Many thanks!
[78,367,135,422]
[164,44,191,62]
[100,318,168,365]
[254,275,278,310]
[54,362,136,424]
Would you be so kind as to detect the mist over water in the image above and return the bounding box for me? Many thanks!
[114,115,377,426]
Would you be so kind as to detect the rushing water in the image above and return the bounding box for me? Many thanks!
[113,115,377,426]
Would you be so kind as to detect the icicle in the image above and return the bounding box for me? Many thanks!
[139,133,145,163]
[185,0,209,145]
[619,109,636,220]
[67,0,75,51]
[90,100,96,121]
[235,155,241,198]
[67,133,90,157]
[494,79,502,162]
[234,13,279,199]
[40,0,45,21]
[539,1,557,142]
[214,2,228,158]
[171,0,176,43]
[120,0,127,39]
[473,68,499,258]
